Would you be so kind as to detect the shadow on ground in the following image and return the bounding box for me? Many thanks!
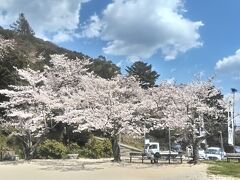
[0,158,185,172]
[35,159,108,172]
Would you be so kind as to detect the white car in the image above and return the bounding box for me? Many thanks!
[198,149,205,159]
[205,147,226,160]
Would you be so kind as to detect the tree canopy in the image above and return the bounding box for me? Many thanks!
[126,61,159,88]
[87,56,121,79]
[0,34,227,163]
[10,13,35,36]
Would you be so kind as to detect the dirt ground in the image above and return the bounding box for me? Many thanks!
[0,159,237,180]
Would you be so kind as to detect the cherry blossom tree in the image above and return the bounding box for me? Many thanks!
[73,75,144,162]
[138,82,186,130]
[0,54,92,159]
[0,68,57,159]
[0,53,144,161]
[0,35,14,60]
[140,80,226,163]
[43,56,144,162]
[178,80,226,163]
[0,44,226,163]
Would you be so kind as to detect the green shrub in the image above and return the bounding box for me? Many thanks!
[67,143,81,154]
[0,135,7,149]
[102,139,113,158]
[34,137,112,159]
[78,137,112,159]
[85,137,104,158]
[78,148,98,158]
[0,135,8,160]
[37,140,67,159]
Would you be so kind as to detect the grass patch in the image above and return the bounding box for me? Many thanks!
[206,161,240,178]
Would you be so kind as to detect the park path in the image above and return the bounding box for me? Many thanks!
[0,159,237,180]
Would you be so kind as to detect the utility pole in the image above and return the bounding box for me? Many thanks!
[219,131,224,159]
[228,101,233,145]
[168,127,171,164]
[144,119,146,144]
[231,88,237,146]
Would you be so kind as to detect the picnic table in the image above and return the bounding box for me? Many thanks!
[226,153,240,162]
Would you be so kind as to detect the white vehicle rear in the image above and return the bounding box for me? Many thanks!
[205,147,226,160]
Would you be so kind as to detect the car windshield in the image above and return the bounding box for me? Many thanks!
[206,148,220,154]
[144,144,149,149]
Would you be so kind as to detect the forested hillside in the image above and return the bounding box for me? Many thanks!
[0,26,87,87]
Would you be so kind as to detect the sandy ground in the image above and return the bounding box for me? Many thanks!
[0,158,237,180]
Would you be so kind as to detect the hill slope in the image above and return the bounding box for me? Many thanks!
[0,27,90,89]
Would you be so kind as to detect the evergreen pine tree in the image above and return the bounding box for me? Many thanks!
[10,13,35,36]
[126,61,160,88]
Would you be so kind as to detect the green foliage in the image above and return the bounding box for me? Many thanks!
[87,56,121,79]
[102,139,113,157]
[207,161,240,178]
[37,140,67,159]
[126,61,159,89]
[0,27,88,91]
[10,13,35,36]
[0,135,7,149]
[0,35,28,91]
[6,136,24,159]
[0,133,25,159]
[0,53,26,89]
[79,137,112,159]
[67,143,81,154]
[85,137,104,158]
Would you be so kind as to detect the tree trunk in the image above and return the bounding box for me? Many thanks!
[21,135,45,160]
[23,144,32,160]
[191,136,206,164]
[112,136,121,162]
[192,141,199,164]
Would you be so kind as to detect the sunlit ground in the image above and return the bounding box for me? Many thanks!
[0,159,235,180]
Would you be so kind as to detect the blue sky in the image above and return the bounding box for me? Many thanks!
[64,0,240,94]
[0,0,240,120]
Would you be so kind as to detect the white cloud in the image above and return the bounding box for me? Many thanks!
[83,0,203,60]
[199,71,205,78]
[0,0,90,42]
[81,14,102,38]
[127,55,141,63]
[116,60,123,67]
[52,31,75,43]
[215,49,240,78]
[165,77,176,84]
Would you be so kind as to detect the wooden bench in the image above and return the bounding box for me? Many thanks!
[129,152,183,164]
[160,152,183,164]
[129,152,146,163]
[226,153,240,162]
